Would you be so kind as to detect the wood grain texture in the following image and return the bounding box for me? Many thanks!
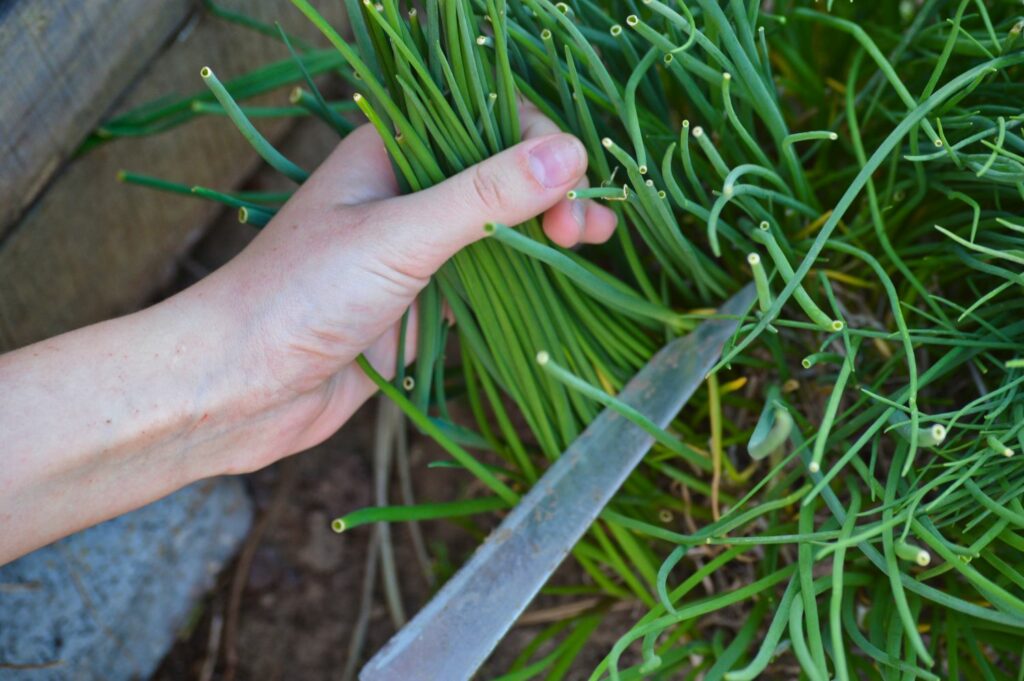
[0,0,194,235]
[0,0,347,352]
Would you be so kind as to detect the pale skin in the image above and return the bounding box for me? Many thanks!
[0,107,617,565]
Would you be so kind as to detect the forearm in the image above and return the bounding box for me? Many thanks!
[0,280,291,563]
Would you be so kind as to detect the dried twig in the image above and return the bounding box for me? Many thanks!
[198,605,224,681]
[341,527,382,681]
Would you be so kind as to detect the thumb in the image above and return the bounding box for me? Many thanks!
[375,133,588,278]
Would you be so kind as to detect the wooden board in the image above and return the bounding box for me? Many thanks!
[0,0,193,234]
[0,0,347,352]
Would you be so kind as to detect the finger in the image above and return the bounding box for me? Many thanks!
[518,100,561,140]
[518,102,618,247]
[373,132,588,279]
[579,201,619,244]
[542,177,588,248]
[298,123,400,207]
[538,177,591,247]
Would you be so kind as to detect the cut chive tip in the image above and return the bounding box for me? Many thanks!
[638,165,648,175]
[610,24,623,36]
[288,87,303,104]
[639,656,662,674]
[896,540,931,567]
[808,461,820,474]
[929,424,947,444]
[536,350,551,366]
[830,320,845,332]
[541,28,553,39]
[200,65,213,79]
[402,376,415,391]
[758,220,770,231]
[988,435,1014,457]
[601,137,614,149]
[331,518,346,533]
[658,509,673,522]
[801,358,812,370]
[626,15,639,27]
[237,207,248,223]
[723,72,732,81]
[682,119,690,129]
[747,253,761,266]
[692,126,704,138]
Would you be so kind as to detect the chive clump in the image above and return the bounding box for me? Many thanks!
[108,1,1024,676]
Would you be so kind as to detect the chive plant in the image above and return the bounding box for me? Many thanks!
[109,0,1024,678]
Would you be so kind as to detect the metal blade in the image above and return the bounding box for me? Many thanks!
[360,284,755,681]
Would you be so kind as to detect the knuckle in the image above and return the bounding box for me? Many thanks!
[469,165,509,213]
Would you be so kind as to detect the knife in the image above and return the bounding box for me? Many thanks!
[360,284,755,681]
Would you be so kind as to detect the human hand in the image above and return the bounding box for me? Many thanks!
[0,106,617,562]
[199,104,618,472]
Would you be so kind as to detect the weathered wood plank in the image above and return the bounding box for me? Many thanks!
[0,0,194,235]
[0,0,347,352]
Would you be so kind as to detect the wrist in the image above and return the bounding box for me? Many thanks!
[150,279,269,475]
[0,288,270,560]
[167,267,344,476]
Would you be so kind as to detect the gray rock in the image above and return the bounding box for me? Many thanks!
[0,477,252,680]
